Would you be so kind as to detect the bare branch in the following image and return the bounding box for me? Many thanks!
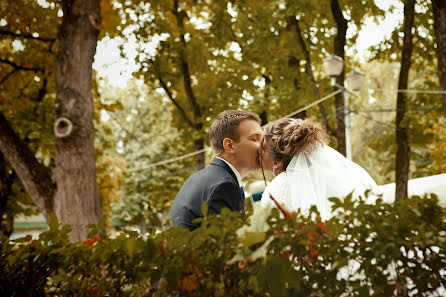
[0,58,44,72]
[148,58,194,128]
[0,29,56,42]
[0,69,18,85]
[156,71,194,128]
[172,0,201,127]
[290,16,334,135]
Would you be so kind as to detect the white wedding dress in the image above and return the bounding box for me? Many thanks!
[261,145,379,220]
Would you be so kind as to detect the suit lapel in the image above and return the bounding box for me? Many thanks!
[210,158,245,214]
[210,158,238,182]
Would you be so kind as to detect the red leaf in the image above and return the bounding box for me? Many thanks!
[269,193,295,219]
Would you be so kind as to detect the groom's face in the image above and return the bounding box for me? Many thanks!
[232,119,263,173]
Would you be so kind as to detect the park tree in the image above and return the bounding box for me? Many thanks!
[395,0,415,200]
[432,0,446,111]
[327,0,386,156]
[0,0,104,241]
[356,0,445,194]
[96,79,191,232]
[92,80,128,227]
[227,0,384,149]
[348,61,400,185]
[349,60,444,187]
[226,0,335,125]
[116,0,256,170]
[107,0,393,189]
[0,0,58,236]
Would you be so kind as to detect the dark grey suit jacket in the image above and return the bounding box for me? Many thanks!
[168,158,245,229]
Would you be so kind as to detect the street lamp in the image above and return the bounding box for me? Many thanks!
[323,55,365,160]
[346,70,366,92]
[323,55,344,79]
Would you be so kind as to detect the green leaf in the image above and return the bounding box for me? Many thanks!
[126,237,136,258]
[258,254,301,296]
[201,201,208,217]
[98,216,106,229]
[49,212,59,230]
[87,228,98,239]
[240,231,266,248]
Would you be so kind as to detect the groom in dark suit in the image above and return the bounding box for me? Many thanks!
[168,110,263,229]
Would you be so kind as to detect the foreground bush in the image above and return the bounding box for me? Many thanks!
[1,194,445,296]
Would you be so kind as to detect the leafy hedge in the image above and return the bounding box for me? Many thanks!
[1,194,445,296]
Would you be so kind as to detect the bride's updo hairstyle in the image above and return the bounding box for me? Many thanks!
[263,118,329,170]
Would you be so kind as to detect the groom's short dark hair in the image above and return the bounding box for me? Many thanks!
[210,110,261,155]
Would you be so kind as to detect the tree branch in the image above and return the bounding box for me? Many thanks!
[290,16,334,135]
[151,61,194,128]
[0,58,44,72]
[432,0,446,111]
[0,29,56,42]
[172,0,201,128]
[0,111,55,221]
[0,69,18,85]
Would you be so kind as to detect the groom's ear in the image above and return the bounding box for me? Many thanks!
[222,137,235,153]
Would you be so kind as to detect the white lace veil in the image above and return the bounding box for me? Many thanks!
[286,144,378,220]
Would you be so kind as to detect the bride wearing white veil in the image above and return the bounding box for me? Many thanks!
[260,118,378,220]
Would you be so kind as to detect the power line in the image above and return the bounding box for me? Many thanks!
[127,166,197,181]
[367,88,446,95]
[109,87,445,170]
[353,113,406,133]
[140,89,344,169]
[131,148,209,170]
[281,88,343,119]
[351,107,442,113]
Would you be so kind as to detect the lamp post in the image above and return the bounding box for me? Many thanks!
[323,55,365,160]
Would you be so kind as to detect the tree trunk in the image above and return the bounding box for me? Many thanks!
[330,0,348,156]
[0,156,16,237]
[139,215,146,235]
[0,112,55,221]
[54,0,102,241]
[432,0,446,111]
[194,137,205,170]
[395,0,415,201]
[259,111,268,126]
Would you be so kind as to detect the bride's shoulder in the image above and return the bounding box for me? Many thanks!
[269,172,288,185]
[260,172,290,207]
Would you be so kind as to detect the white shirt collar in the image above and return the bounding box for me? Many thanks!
[216,157,242,187]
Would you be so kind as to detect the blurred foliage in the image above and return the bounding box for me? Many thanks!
[1,193,445,296]
[0,0,59,235]
[351,61,446,185]
[95,79,194,231]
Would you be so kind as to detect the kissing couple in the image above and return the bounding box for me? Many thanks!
[169,110,377,229]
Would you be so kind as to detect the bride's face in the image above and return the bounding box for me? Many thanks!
[261,139,285,176]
